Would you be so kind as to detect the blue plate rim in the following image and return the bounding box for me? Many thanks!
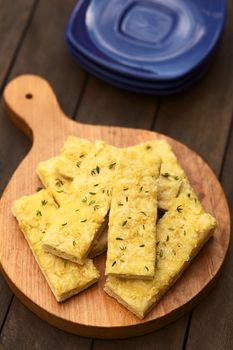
[65,0,226,81]
[68,45,210,95]
[68,44,213,90]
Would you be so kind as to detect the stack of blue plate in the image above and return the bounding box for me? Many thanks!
[65,0,226,95]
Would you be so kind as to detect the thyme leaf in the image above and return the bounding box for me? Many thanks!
[91,166,100,175]
[109,162,116,169]
[161,172,170,178]
[55,178,63,187]
[176,205,183,213]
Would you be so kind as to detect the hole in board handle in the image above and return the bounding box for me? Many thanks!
[25,93,33,99]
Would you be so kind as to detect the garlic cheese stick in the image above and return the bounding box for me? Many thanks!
[12,189,99,302]
[36,136,93,204]
[36,136,107,258]
[105,191,217,318]
[42,141,118,264]
[132,139,185,211]
[105,148,161,279]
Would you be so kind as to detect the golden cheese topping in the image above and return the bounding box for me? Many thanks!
[105,148,161,279]
[104,193,217,319]
[36,157,73,205]
[36,137,108,258]
[37,138,184,260]
[56,136,93,179]
[42,141,118,264]
[11,189,99,302]
[131,139,185,211]
[36,136,93,204]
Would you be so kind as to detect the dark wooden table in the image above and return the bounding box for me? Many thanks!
[0,1,232,349]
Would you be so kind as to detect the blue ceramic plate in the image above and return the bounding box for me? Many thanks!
[68,46,210,95]
[66,0,225,81]
[68,44,212,91]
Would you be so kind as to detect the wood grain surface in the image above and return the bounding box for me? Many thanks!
[1,0,233,347]
[0,0,38,334]
[0,1,93,348]
[0,75,230,339]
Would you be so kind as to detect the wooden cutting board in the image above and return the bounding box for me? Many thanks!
[0,75,230,339]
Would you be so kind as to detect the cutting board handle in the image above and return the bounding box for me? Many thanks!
[3,75,69,144]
